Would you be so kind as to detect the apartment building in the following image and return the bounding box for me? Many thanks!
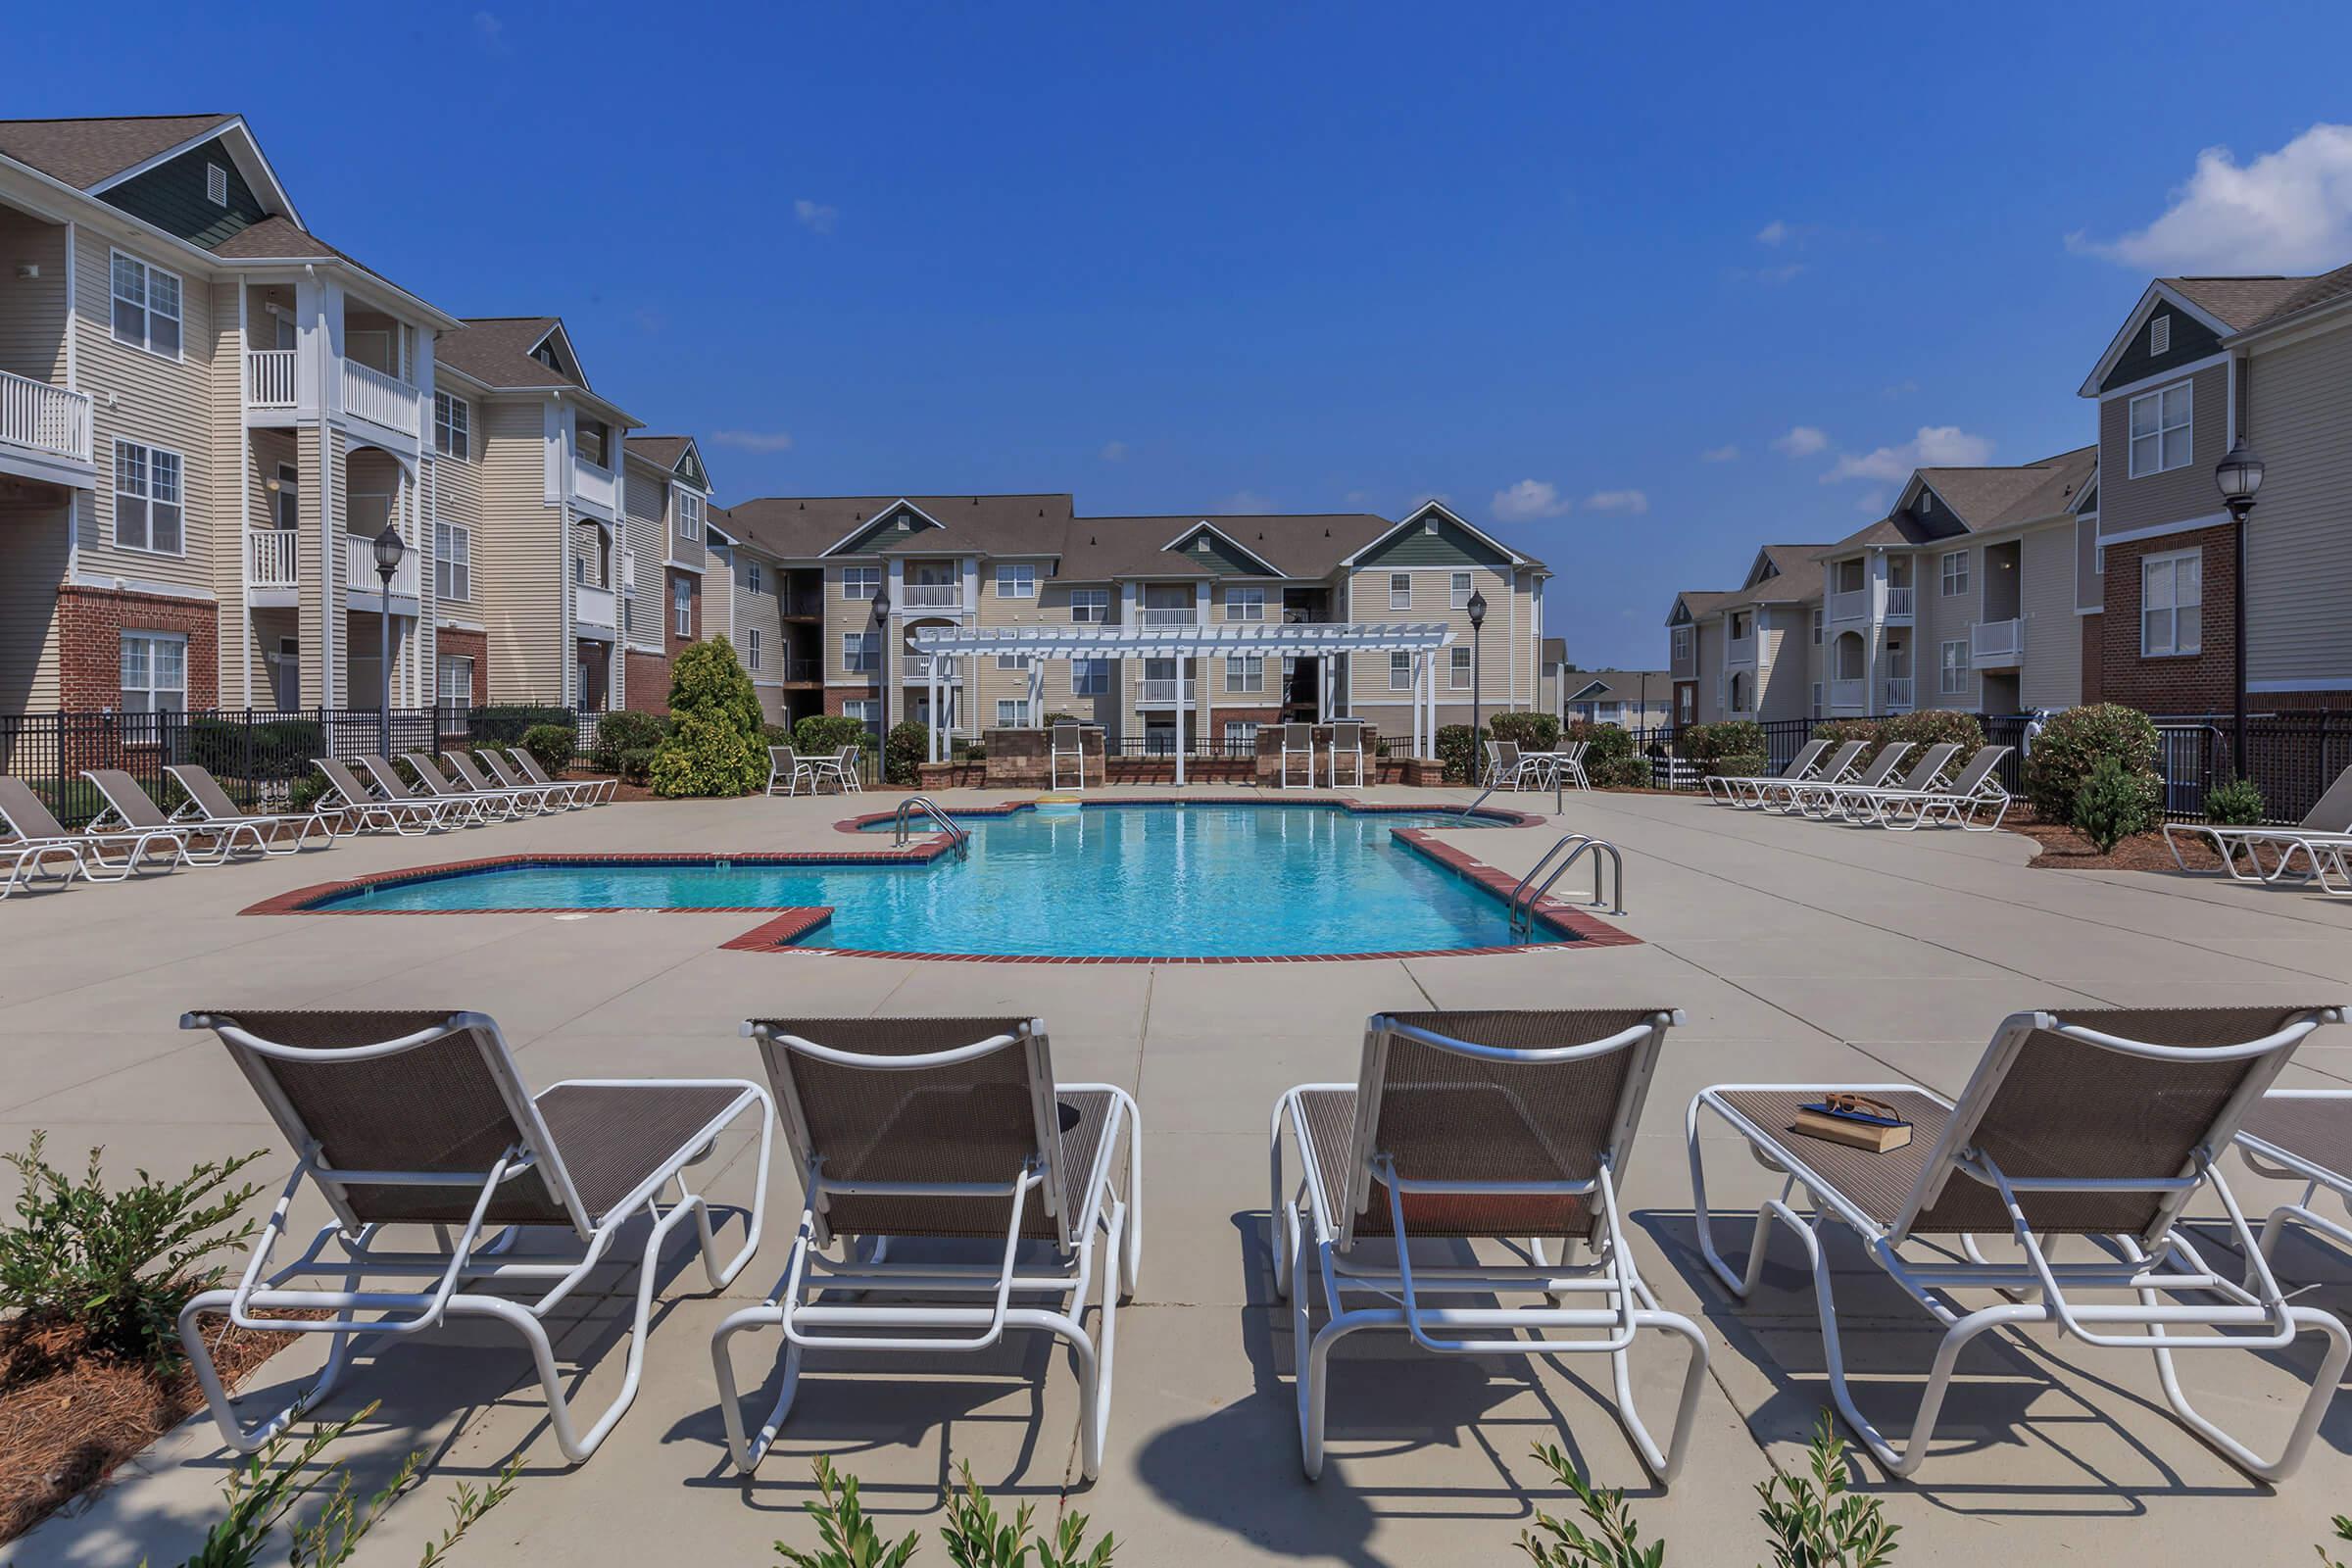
[2078,262,2352,713]
[1661,546,1829,726]
[1562,669,1671,730]
[710,495,1549,748]
[617,434,714,711]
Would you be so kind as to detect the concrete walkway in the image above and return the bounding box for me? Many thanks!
[13,784,2352,1566]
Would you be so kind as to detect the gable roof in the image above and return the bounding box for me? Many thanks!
[1159,518,1284,576]
[1565,670,1670,705]
[2081,263,2352,394]
[1343,500,1543,571]
[1666,589,1734,625]
[1912,445,2097,532]
[433,318,577,390]
[719,495,1077,562]
[624,435,694,468]
[1717,544,1830,609]
[0,114,235,189]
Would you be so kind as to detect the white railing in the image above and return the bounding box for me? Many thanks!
[1829,678,1866,710]
[1971,617,2025,663]
[1138,677,1197,703]
[0,370,92,463]
[573,582,617,632]
[247,529,299,587]
[1884,676,1914,709]
[245,349,297,409]
[1885,585,1916,619]
[570,455,617,514]
[1829,588,1868,621]
[905,656,963,683]
[341,359,420,435]
[344,532,420,599]
[903,582,963,610]
[1141,605,1199,627]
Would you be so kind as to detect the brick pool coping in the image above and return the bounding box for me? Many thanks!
[241,793,1635,962]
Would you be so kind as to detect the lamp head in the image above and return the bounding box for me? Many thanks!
[1466,589,1488,628]
[371,523,406,574]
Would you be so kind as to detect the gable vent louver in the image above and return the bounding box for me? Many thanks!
[2149,314,2171,356]
[206,162,228,206]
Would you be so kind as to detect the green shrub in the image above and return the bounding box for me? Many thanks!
[0,1132,265,1370]
[649,710,764,798]
[2073,754,2155,855]
[776,1456,1111,1568]
[1436,723,1477,783]
[2203,773,2265,826]
[1682,720,1766,776]
[1879,709,1984,757]
[518,724,574,779]
[794,712,871,757]
[885,720,928,787]
[287,772,328,813]
[185,716,324,785]
[1810,717,1882,749]
[2023,703,2160,823]
[466,705,571,746]
[586,710,668,770]
[1489,711,1562,751]
[615,747,660,787]
[1568,720,1645,789]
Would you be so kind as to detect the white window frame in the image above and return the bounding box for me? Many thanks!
[674,489,705,545]
[119,630,186,712]
[434,519,472,601]
[1671,626,1690,663]
[2140,548,2203,657]
[1071,658,1111,696]
[1449,646,1473,690]
[112,439,184,555]
[436,654,474,719]
[1389,651,1413,690]
[842,630,879,673]
[745,627,761,671]
[747,563,762,595]
[2128,380,2194,478]
[1069,587,1108,623]
[1223,585,1266,622]
[842,698,879,730]
[668,575,691,637]
[1449,570,1472,610]
[1389,572,1411,610]
[995,563,1037,598]
[996,698,1032,728]
[1939,549,1969,597]
[109,250,182,360]
[1225,654,1265,693]
[1939,639,1971,696]
[432,391,471,461]
[1223,719,1260,749]
[841,565,880,601]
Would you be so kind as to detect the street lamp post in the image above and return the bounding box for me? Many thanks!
[2214,437,2265,778]
[371,522,406,760]
[1466,589,1488,784]
[869,584,892,758]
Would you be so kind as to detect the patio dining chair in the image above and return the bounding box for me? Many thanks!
[1051,720,1088,790]
[165,763,338,855]
[808,745,862,794]
[1483,741,1527,790]
[1272,1008,1708,1483]
[1688,1004,2350,1480]
[714,1017,1141,1481]
[175,1007,771,1462]
[0,774,186,879]
[1328,719,1367,789]
[1280,722,1317,789]
[765,745,813,797]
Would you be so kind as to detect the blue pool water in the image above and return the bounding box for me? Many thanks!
[312,805,1555,957]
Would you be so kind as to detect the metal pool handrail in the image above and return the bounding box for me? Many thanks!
[894,796,970,858]
[1509,831,1625,931]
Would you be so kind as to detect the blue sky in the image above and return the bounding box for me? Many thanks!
[13,2,2352,668]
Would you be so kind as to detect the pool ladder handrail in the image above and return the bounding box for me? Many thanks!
[1456,782,1505,823]
[1508,831,1625,932]
[893,795,970,858]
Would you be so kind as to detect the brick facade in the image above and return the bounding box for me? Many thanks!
[434,627,490,706]
[823,684,882,718]
[57,586,220,710]
[2079,612,2102,707]
[624,650,670,713]
[665,568,699,656]
[2097,524,2237,717]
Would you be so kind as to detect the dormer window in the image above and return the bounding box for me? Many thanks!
[206,163,228,207]
[895,514,911,531]
[2149,314,2171,356]
[1918,491,1933,515]
[1196,535,1212,553]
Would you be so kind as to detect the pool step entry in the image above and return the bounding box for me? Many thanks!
[1508,832,1625,932]
[892,796,971,858]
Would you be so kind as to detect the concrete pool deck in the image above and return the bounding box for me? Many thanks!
[12,782,2352,1566]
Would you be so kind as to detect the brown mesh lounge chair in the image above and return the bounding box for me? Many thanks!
[1867,745,2013,831]
[712,1017,1142,1481]
[2165,760,2352,886]
[402,752,524,821]
[1271,1009,1707,1483]
[1750,739,1867,810]
[311,758,454,835]
[0,774,186,879]
[1707,737,1831,806]
[481,747,598,808]
[2236,1091,2352,1276]
[83,767,249,863]
[165,764,338,855]
[1787,741,1911,817]
[441,750,563,815]
[505,745,613,805]
[1814,742,1960,822]
[1689,1004,2350,1480]
[359,756,489,827]
[175,1008,771,1463]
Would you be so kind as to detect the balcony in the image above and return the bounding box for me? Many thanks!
[1971,617,2025,668]
[1137,677,1198,705]
[573,581,617,635]
[247,529,299,589]
[785,657,821,683]
[1829,678,1866,710]
[1885,585,1915,621]
[341,360,420,437]
[570,455,618,515]
[1884,676,1914,710]
[1141,605,1200,627]
[904,656,964,684]
[344,532,420,605]
[1726,636,1755,666]
[245,349,297,409]
[902,582,964,611]
[0,370,94,483]
[1829,588,1868,622]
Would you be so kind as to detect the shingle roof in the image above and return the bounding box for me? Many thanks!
[0,115,232,189]
[1565,669,1670,704]
[205,215,336,260]
[1541,637,1568,666]
[1067,514,1394,580]
[1917,445,2096,531]
[434,318,575,390]
[624,435,694,468]
[719,496,1077,562]
[1724,545,1830,609]
[2165,275,2315,332]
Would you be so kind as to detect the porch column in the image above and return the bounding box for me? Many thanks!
[1172,653,1188,787]
[927,650,942,763]
[1026,656,1044,725]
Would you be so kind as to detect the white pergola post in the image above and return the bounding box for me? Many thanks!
[1173,653,1188,787]
[1026,657,1044,726]
[927,657,942,762]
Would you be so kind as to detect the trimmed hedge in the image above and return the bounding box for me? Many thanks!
[1681,720,1766,777]
[586,710,668,770]
[1488,711,1562,752]
[469,705,572,745]
[2023,703,2160,823]
[1567,720,1644,789]
[518,724,574,778]
[184,716,323,784]
[1879,709,1985,757]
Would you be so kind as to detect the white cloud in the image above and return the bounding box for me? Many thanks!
[1821,424,1994,483]
[1491,479,1572,521]
[1772,425,1829,458]
[1855,490,1889,515]
[793,199,839,236]
[1880,378,1919,399]
[711,429,796,453]
[1756,219,1789,246]
[1218,490,1274,514]
[1584,489,1649,514]
[2068,123,2352,273]
[1699,444,1740,464]
[1099,440,1128,463]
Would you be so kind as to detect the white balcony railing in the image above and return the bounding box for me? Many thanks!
[1884,676,1914,709]
[1141,605,1200,627]
[345,532,420,599]
[1829,588,1868,622]
[570,455,617,514]
[1971,617,2025,665]
[1885,585,1916,619]
[902,582,963,610]
[341,359,420,436]
[1726,636,1756,665]
[573,582,617,632]
[0,370,93,463]
[1829,678,1866,710]
[245,349,297,409]
[248,529,299,588]
[905,655,963,683]
[1138,677,1197,704]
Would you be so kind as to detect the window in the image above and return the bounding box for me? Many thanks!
[1449,571,1472,610]
[1224,720,1260,752]
[747,563,762,595]
[674,489,704,544]
[746,628,761,671]
[273,463,298,530]
[435,520,472,601]
[1422,515,1439,534]
[1729,671,1749,711]
[1226,654,1265,693]
[1939,639,1971,695]
[119,631,186,712]
[2149,313,2171,356]
[206,162,228,206]
[2128,381,2193,477]
[672,576,693,637]
[1389,652,1413,690]
[2141,549,2203,656]
[1918,490,1933,516]
[843,631,880,672]
[1071,658,1111,696]
[1730,611,1750,640]
[1811,609,1823,645]
[1224,586,1265,621]
[437,655,473,720]
[1069,587,1108,623]
[113,441,183,554]
[1939,550,1969,597]
[996,698,1032,728]
[1671,626,1691,663]
[110,252,181,358]
[841,566,880,600]
[1598,702,1623,725]
[1835,558,1864,594]
[432,392,470,460]
[995,564,1036,598]
[997,652,1026,670]
[843,698,879,732]
[1389,572,1411,610]
[1449,646,1473,690]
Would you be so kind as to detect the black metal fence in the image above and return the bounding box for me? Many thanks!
[1112,734,1260,761]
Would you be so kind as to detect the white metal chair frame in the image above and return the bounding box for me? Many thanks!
[1867,747,2013,832]
[1747,741,1866,811]
[1483,741,1528,791]
[357,757,493,828]
[0,840,85,897]
[500,748,613,807]
[163,765,339,856]
[808,746,862,794]
[1687,1006,2350,1481]
[75,772,228,865]
[712,1021,1144,1482]
[310,760,455,836]
[1271,1011,1709,1485]
[2237,1089,2352,1271]
[765,746,813,797]
[399,753,528,822]
[1807,743,1956,822]
[1327,721,1367,789]
[1051,723,1088,790]
[1280,724,1317,790]
[2161,765,2352,886]
[1706,738,1830,807]
[174,1009,773,1464]
[1786,743,1913,818]
[0,780,191,880]
[440,752,566,816]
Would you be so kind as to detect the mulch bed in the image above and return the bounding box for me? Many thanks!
[0,1312,312,1542]
[2006,811,2220,874]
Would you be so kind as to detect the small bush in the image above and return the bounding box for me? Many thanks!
[1568,720,1645,789]
[794,713,871,758]
[884,720,928,787]
[1681,720,1766,776]
[0,1132,265,1370]
[1436,723,1478,783]
[518,724,574,779]
[587,710,668,770]
[1810,717,1883,750]
[1879,709,1984,757]
[466,705,572,746]
[776,1456,1111,1568]
[2073,754,2155,855]
[2024,703,2160,823]
[1489,711,1562,751]
[287,772,328,813]
[615,747,660,787]
[2204,773,2265,827]
[184,716,324,785]
[649,710,764,798]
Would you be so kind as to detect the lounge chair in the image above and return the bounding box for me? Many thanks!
[164,764,338,855]
[1688,1004,2350,1480]
[1272,1009,1708,1483]
[174,1008,769,1462]
[1810,742,1956,822]
[1050,720,1088,790]
[402,752,526,821]
[1280,722,1316,789]
[1785,742,1912,817]
[2237,1090,2352,1276]
[764,745,812,798]
[2164,761,2352,886]
[1869,745,2013,831]
[0,774,187,879]
[0,838,84,897]
[505,746,614,806]
[482,747,599,809]
[1749,740,1867,811]
[712,1016,1141,1480]
[311,759,454,835]
[1706,738,1830,806]
[360,756,489,827]
[1328,719,1367,788]
[84,768,267,864]
[442,750,564,815]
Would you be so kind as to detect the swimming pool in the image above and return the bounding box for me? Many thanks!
[298,803,1588,958]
